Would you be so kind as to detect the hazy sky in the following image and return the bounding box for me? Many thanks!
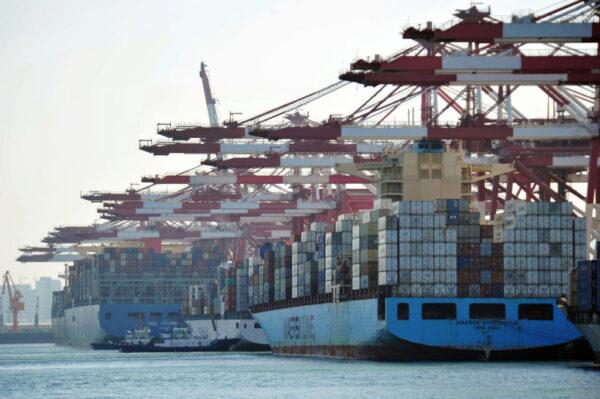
[0,0,554,283]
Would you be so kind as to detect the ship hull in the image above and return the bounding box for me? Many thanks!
[53,304,256,351]
[230,320,271,351]
[53,303,182,347]
[0,331,54,344]
[119,338,239,353]
[253,297,582,361]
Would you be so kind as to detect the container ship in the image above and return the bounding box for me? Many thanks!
[51,242,266,349]
[250,144,584,360]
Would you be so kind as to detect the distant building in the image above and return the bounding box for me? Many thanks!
[36,277,62,323]
[1,276,62,326]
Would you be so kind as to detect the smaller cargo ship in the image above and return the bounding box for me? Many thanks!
[52,244,269,352]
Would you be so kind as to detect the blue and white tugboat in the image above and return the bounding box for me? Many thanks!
[119,322,236,352]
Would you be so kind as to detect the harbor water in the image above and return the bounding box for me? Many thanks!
[0,344,599,399]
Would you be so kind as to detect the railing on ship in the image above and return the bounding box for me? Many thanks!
[250,285,398,313]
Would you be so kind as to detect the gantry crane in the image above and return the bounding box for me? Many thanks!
[1,271,25,333]
[17,1,600,262]
[200,62,219,128]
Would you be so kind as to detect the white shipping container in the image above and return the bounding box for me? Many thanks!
[398,270,411,283]
[412,256,423,269]
[399,257,410,270]
[423,270,434,284]
[422,284,435,297]
[399,229,411,242]
[411,270,423,282]
[378,271,398,285]
[410,284,423,297]
[445,229,458,242]
[310,222,327,233]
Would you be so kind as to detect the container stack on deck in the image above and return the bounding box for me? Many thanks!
[255,198,586,303]
[291,223,326,298]
[575,247,600,312]
[392,200,462,297]
[222,266,237,314]
[353,209,390,290]
[273,241,292,301]
[311,222,327,294]
[260,248,275,305]
[326,216,353,292]
[236,259,249,313]
[58,246,221,315]
[502,201,581,298]
[378,212,399,286]
[248,256,261,305]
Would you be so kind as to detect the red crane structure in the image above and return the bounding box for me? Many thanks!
[16,1,600,264]
[1,271,25,333]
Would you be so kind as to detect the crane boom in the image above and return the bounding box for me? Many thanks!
[200,62,219,128]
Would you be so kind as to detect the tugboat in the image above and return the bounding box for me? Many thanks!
[118,323,154,350]
[119,322,236,352]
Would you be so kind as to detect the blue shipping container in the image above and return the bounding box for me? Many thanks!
[447,213,459,225]
[577,260,593,311]
[447,199,460,212]
[597,263,600,312]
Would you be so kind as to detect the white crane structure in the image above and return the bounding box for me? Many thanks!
[200,62,219,128]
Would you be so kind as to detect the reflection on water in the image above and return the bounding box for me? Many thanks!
[0,344,599,399]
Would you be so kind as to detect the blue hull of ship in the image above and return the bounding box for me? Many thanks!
[99,303,183,339]
[252,297,582,360]
[55,303,183,346]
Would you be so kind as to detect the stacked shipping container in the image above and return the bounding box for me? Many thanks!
[65,245,223,313]
[248,256,261,305]
[575,243,600,312]
[221,266,237,314]
[325,216,352,293]
[236,259,249,312]
[353,209,390,290]
[257,199,586,304]
[502,201,579,298]
[273,242,292,301]
[261,250,275,304]
[393,200,459,297]
[291,223,326,298]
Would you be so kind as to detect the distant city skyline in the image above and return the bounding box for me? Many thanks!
[1,276,62,325]
[1,0,556,282]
